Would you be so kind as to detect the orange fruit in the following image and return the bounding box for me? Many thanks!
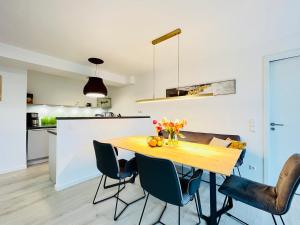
[149,139,157,147]
[155,136,161,141]
[157,140,163,147]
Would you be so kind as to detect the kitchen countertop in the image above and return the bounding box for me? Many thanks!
[47,130,57,135]
[56,116,150,120]
[27,125,57,130]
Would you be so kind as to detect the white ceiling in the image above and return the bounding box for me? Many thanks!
[0,0,299,77]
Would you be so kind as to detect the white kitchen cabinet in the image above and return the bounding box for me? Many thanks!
[27,129,50,162]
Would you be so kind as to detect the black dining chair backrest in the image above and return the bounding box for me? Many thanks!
[135,153,183,206]
[275,153,300,214]
[93,140,120,179]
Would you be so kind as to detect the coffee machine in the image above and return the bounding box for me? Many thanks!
[27,112,39,127]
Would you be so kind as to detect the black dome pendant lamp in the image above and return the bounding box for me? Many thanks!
[83,57,108,98]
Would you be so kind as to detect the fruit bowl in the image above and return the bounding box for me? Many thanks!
[147,136,164,147]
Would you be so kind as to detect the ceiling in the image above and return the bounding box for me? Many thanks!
[0,0,299,77]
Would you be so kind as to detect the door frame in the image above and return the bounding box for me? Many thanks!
[263,48,300,184]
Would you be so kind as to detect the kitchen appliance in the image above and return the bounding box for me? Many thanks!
[103,112,115,117]
[27,112,39,127]
[97,97,111,109]
[27,93,33,104]
[27,127,56,165]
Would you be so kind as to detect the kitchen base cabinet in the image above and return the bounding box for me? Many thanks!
[27,128,55,165]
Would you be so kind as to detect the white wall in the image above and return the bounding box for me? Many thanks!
[27,71,98,107]
[110,33,300,183]
[0,66,27,174]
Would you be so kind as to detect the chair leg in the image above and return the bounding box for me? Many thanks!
[139,194,200,225]
[217,196,228,225]
[177,165,193,178]
[93,175,104,204]
[103,175,126,189]
[279,215,285,225]
[226,212,249,225]
[123,178,126,189]
[194,195,201,224]
[152,202,167,225]
[196,190,203,219]
[114,180,121,220]
[114,184,146,221]
[237,167,242,177]
[219,196,249,225]
[93,176,126,205]
[221,175,227,180]
[271,214,278,225]
[103,175,107,188]
[93,176,145,221]
[138,193,150,225]
[178,206,181,225]
[271,214,286,225]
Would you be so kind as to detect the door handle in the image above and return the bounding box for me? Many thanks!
[270,123,284,127]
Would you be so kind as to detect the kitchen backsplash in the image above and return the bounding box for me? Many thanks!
[27,105,105,123]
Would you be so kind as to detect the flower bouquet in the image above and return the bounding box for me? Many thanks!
[153,118,187,146]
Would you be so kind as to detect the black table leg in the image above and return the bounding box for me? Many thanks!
[201,172,217,225]
[209,172,217,225]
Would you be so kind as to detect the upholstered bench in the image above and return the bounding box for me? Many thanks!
[177,131,246,177]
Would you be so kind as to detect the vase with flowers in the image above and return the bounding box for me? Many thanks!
[153,118,187,146]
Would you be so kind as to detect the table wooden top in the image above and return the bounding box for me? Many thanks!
[107,136,242,176]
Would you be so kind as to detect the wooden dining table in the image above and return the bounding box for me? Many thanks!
[107,136,242,225]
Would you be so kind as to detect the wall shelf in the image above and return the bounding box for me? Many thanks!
[27,103,101,109]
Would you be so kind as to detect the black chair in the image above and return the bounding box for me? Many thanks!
[102,146,128,189]
[92,140,146,221]
[136,153,203,225]
[218,154,300,225]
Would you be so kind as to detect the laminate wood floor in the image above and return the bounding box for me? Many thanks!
[0,163,299,225]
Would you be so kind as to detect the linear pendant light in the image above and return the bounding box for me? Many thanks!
[84,58,108,98]
[136,93,213,103]
[136,29,211,103]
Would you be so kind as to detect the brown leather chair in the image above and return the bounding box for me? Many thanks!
[218,154,300,225]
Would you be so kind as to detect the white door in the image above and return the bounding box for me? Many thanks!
[269,55,300,194]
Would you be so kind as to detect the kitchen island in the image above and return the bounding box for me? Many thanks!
[52,116,152,191]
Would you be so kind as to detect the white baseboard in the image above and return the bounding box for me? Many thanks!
[55,172,100,191]
[0,164,27,175]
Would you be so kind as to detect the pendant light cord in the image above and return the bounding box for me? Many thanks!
[153,45,156,99]
[95,64,98,77]
[177,35,180,96]
[152,31,180,98]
